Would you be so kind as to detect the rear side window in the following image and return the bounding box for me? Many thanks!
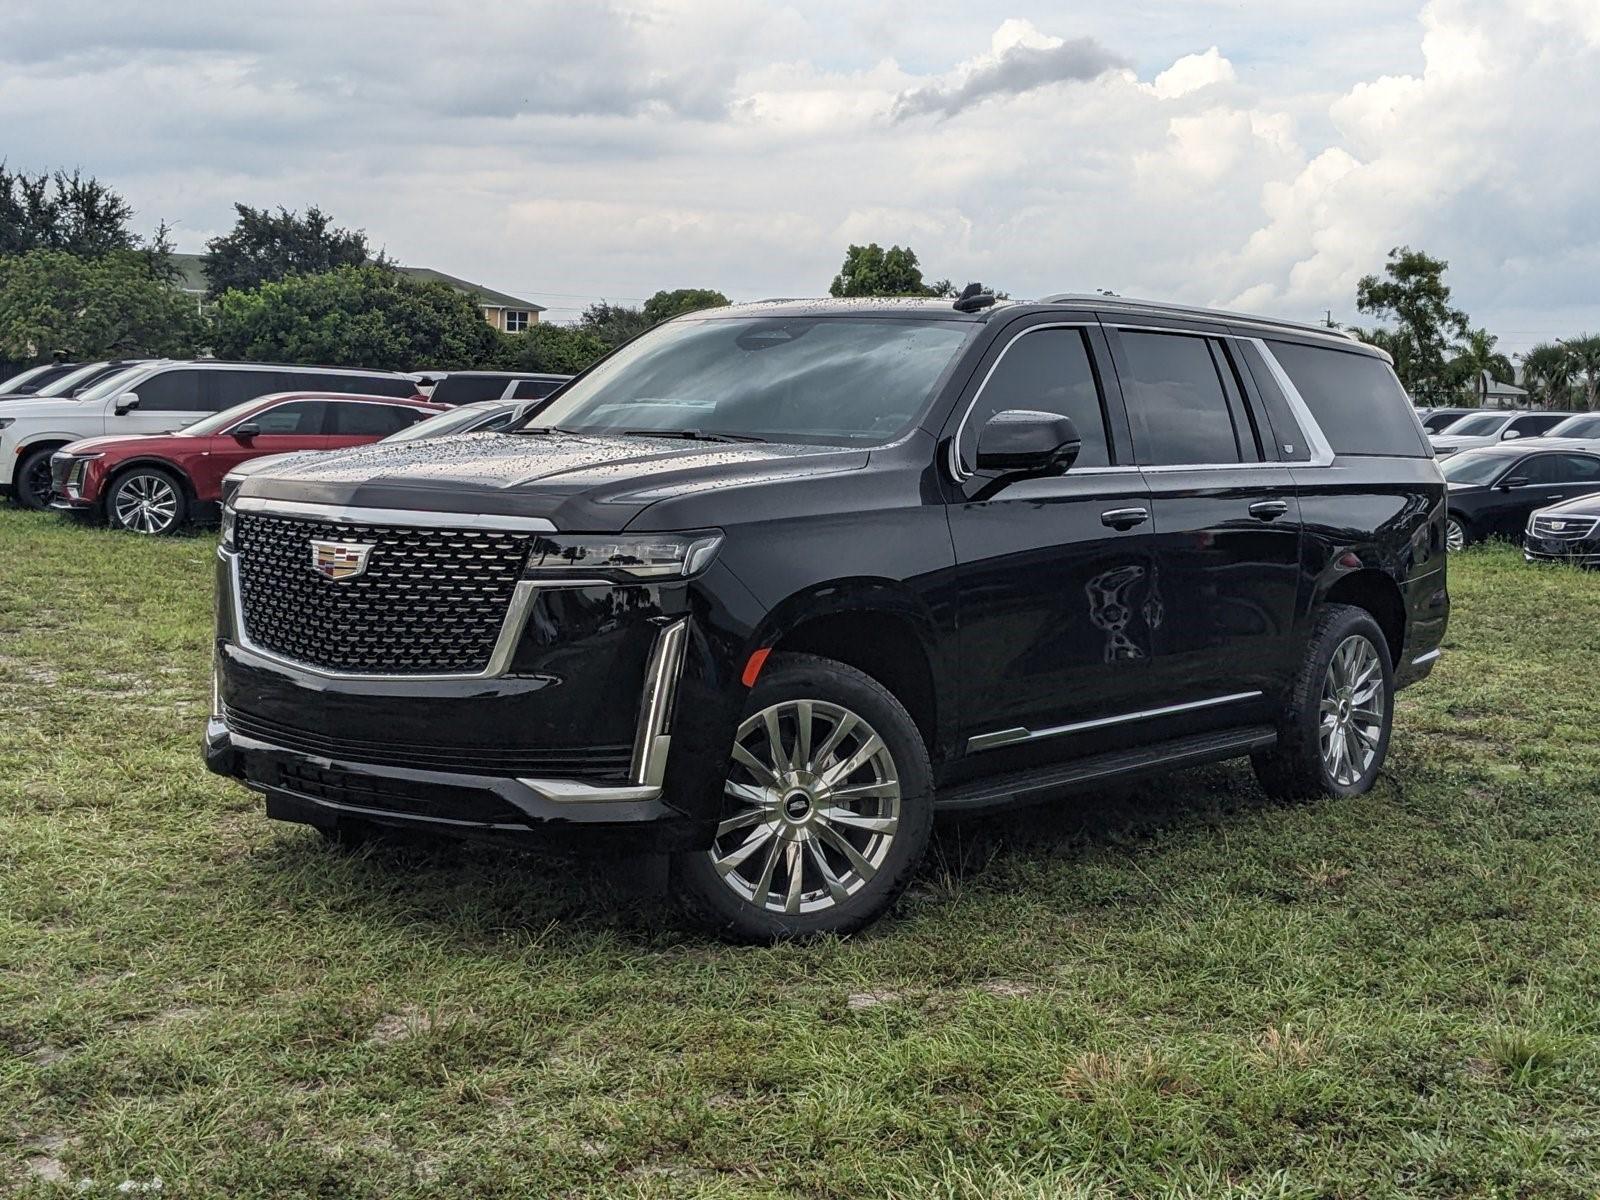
[962,327,1111,469]
[431,376,509,405]
[209,370,290,410]
[1516,453,1600,484]
[1268,341,1428,457]
[134,369,210,412]
[510,379,561,400]
[1118,332,1245,466]
[331,403,426,435]
[1423,410,1466,433]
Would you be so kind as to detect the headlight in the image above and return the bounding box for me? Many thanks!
[522,531,723,581]
[220,502,237,549]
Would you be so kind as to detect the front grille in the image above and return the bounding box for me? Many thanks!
[225,704,632,781]
[234,512,533,675]
[275,761,526,825]
[1529,514,1600,541]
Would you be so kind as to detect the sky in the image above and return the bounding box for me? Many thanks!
[3,0,1598,353]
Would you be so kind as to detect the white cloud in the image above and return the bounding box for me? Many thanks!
[0,1,1597,342]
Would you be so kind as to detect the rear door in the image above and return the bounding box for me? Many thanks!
[1102,320,1302,724]
[945,318,1159,776]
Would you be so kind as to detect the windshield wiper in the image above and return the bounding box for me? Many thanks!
[618,429,765,444]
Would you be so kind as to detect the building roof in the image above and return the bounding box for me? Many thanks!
[164,253,544,312]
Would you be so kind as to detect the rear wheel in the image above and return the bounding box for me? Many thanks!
[1253,604,1394,800]
[1445,514,1470,552]
[671,653,933,942]
[107,467,188,535]
[13,447,56,510]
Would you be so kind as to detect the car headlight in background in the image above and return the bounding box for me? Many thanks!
[522,531,724,581]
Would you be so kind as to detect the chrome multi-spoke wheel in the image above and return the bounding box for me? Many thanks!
[710,699,901,916]
[112,473,180,534]
[1445,517,1466,552]
[1318,634,1386,787]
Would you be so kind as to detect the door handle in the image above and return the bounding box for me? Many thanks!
[1100,506,1149,530]
[1248,499,1290,520]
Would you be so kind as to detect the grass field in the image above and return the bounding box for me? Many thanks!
[4,507,1600,1199]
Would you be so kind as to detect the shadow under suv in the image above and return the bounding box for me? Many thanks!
[206,294,1450,940]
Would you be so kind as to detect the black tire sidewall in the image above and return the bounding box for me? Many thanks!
[1305,608,1395,797]
[15,447,56,510]
[671,652,933,941]
[107,467,188,535]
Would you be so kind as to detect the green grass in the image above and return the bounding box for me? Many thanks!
[4,509,1600,1198]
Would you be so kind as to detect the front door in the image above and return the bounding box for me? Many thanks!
[103,367,217,436]
[946,320,1157,777]
[1485,451,1600,538]
[197,400,336,497]
[1103,324,1302,725]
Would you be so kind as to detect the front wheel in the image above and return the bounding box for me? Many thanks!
[1445,514,1470,552]
[107,467,188,535]
[1252,604,1394,800]
[671,653,933,942]
[13,447,56,510]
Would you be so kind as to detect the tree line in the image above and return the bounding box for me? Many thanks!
[1352,246,1600,410]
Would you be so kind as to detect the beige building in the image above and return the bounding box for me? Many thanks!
[167,254,545,331]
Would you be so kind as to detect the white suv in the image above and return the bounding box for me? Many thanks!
[1,360,419,509]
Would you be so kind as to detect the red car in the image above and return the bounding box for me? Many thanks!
[49,392,446,535]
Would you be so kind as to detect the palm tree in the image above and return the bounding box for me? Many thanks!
[1520,342,1575,410]
[1449,328,1514,407]
[1562,334,1600,411]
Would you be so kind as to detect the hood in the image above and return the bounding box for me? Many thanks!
[1430,433,1496,450]
[1536,492,1600,518]
[58,432,188,455]
[234,429,869,529]
[0,396,92,422]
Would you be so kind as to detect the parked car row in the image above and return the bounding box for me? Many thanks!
[1437,436,1600,564]
[0,358,568,528]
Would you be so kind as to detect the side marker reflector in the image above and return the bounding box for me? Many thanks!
[741,647,772,688]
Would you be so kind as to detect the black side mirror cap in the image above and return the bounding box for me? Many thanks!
[975,410,1082,475]
[1500,476,1529,489]
[231,422,260,439]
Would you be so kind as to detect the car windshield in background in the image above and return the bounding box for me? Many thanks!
[386,404,509,442]
[1548,414,1600,438]
[525,317,975,446]
[75,365,151,403]
[1441,452,1509,485]
[1446,413,1510,437]
[178,398,276,436]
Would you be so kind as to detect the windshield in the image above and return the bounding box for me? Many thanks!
[1548,414,1600,438]
[1441,451,1510,485]
[1446,413,1509,437]
[77,365,155,403]
[386,404,510,442]
[0,364,60,395]
[526,316,976,445]
[178,397,283,436]
[36,362,118,397]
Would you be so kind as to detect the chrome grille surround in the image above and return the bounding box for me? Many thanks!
[1529,513,1600,541]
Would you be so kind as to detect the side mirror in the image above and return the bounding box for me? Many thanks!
[1502,429,1522,440]
[975,410,1081,475]
[1500,476,1529,489]
[113,392,140,415]
[231,421,260,440]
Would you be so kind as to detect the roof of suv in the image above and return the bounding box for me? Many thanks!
[693,294,1372,348]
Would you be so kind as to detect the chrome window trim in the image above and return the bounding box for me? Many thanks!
[947,320,1098,482]
[967,690,1264,753]
[230,495,556,532]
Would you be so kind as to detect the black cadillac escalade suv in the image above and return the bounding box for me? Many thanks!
[206,294,1449,940]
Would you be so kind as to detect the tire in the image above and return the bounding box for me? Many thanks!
[671,652,933,942]
[106,466,188,535]
[13,447,57,511]
[1252,604,1394,801]
[1445,513,1471,552]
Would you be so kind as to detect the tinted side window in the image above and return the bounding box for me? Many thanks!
[1269,341,1428,457]
[210,370,289,411]
[511,379,560,400]
[1236,342,1312,461]
[250,401,329,435]
[1509,413,1564,437]
[431,376,509,406]
[962,328,1111,469]
[133,369,210,412]
[331,403,424,435]
[1518,453,1600,484]
[299,372,415,398]
[1118,332,1243,466]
